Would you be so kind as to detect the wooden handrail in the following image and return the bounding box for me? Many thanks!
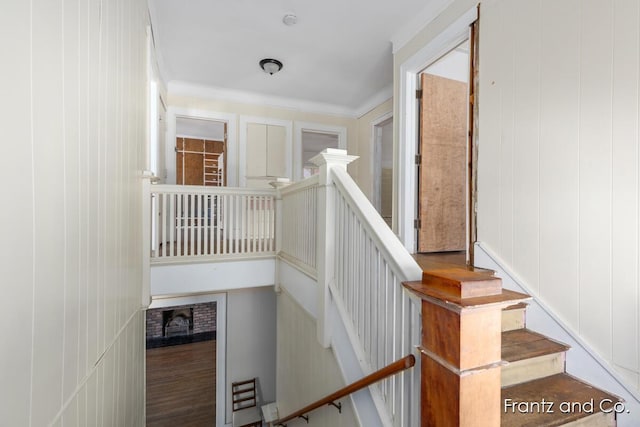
[272,354,416,426]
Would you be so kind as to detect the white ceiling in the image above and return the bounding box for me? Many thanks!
[149,0,439,114]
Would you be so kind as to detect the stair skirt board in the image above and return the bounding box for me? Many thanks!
[476,242,640,427]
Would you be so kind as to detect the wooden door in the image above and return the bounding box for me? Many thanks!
[417,73,468,252]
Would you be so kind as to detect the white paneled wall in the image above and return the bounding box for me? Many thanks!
[478,0,640,391]
[0,0,148,424]
[226,288,278,423]
[276,290,358,427]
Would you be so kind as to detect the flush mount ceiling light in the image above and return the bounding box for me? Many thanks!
[282,14,297,26]
[259,58,283,75]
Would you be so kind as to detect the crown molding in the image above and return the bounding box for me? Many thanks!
[390,0,455,54]
[168,81,359,118]
[353,85,393,118]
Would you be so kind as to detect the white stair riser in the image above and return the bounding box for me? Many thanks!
[502,352,566,387]
[502,308,526,332]
[561,410,616,427]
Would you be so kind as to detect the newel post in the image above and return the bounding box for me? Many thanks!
[403,270,529,426]
[309,149,358,348]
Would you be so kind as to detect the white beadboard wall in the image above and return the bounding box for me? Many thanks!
[0,0,148,425]
[276,290,358,427]
[477,0,640,390]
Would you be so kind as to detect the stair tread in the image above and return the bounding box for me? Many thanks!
[502,329,570,363]
[502,373,621,427]
[403,281,531,308]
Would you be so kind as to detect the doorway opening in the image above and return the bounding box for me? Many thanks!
[145,293,227,426]
[293,122,347,181]
[175,117,227,187]
[165,108,237,187]
[396,6,477,255]
[416,39,471,258]
[301,130,339,178]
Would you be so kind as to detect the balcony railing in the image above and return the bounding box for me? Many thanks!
[149,184,276,262]
[279,175,319,275]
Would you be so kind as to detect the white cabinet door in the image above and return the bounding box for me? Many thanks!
[246,123,267,177]
[266,125,286,177]
[242,119,290,188]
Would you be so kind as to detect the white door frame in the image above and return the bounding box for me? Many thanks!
[371,112,393,212]
[395,6,477,252]
[293,121,347,182]
[166,107,238,186]
[148,292,228,427]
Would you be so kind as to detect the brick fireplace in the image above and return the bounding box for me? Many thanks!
[146,301,217,348]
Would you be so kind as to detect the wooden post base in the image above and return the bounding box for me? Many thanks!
[421,353,501,427]
[404,268,530,427]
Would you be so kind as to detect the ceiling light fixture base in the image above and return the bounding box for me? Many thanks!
[259,58,283,75]
[282,14,297,26]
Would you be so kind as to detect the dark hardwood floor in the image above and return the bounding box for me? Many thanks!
[146,340,216,427]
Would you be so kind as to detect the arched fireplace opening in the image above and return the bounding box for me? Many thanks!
[146,302,217,348]
[162,308,193,337]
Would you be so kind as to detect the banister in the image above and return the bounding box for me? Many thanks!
[150,183,277,196]
[272,354,416,426]
[330,167,422,282]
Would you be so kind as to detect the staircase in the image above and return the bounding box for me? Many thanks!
[403,266,623,427]
[501,301,622,426]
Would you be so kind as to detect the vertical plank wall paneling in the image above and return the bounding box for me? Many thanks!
[0,1,34,426]
[76,0,90,388]
[497,0,517,265]
[62,0,81,406]
[31,0,66,424]
[611,0,640,381]
[478,0,640,390]
[511,0,541,293]
[539,0,581,331]
[276,291,358,427]
[0,0,148,424]
[578,0,614,364]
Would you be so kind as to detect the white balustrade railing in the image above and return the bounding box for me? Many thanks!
[275,150,423,427]
[327,166,422,427]
[279,175,319,275]
[150,184,276,261]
